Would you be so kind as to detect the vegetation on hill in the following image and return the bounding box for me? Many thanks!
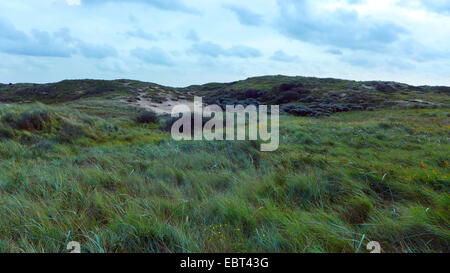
[194,76,449,117]
[2,76,448,116]
[0,79,175,104]
[0,75,448,253]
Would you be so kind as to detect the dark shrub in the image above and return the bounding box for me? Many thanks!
[430,86,450,93]
[292,87,310,94]
[280,82,303,92]
[317,103,350,113]
[18,110,52,130]
[349,105,364,111]
[0,127,14,138]
[300,96,315,103]
[375,83,397,93]
[282,104,319,116]
[136,110,158,124]
[275,91,301,104]
[243,89,264,99]
[2,109,53,131]
[206,89,266,108]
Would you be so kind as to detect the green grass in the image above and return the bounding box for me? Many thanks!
[0,99,448,253]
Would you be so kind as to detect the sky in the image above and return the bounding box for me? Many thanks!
[0,0,449,86]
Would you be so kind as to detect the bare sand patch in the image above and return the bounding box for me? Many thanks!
[122,91,198,115]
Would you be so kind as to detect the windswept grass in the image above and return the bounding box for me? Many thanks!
[0,100,448,253]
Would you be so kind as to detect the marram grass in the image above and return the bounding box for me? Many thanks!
[0,102,448,253]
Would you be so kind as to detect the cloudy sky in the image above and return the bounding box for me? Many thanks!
[0,0,449,86]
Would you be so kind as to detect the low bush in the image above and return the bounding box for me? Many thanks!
[279,82,303,92]
[282,104,319,116]
[136,110,158,124]
[275,91,302,104]
[2,108,53,131]
[0,127,14,138]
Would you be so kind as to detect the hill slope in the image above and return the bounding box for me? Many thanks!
[1,76,449,117]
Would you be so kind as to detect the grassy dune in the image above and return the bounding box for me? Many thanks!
[0,99,448,253]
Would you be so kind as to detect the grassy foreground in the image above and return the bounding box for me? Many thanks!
[0,99,448,253]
